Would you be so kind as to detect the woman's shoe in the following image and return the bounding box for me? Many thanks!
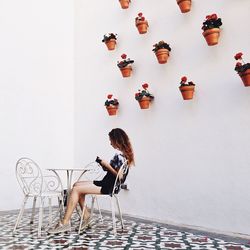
[47,221,71,234]
[80,218,95,231]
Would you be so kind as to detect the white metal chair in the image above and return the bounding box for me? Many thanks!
[78,160,129,235]
[13,157,64,237]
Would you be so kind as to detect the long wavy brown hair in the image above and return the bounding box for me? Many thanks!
[109,128,135,166]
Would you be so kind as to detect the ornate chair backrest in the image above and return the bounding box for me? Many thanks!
[42,174,63,193]
[16,158,43,196]
[77,162,104,182]
[111,160,129,196]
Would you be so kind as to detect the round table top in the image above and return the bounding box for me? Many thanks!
[47,168,86,171]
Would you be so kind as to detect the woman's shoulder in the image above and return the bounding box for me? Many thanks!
[110,151,127,166]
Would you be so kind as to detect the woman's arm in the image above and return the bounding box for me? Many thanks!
[96,156,125,179]
[99,159,118,176]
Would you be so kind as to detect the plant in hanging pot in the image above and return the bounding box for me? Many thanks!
[119,0,131,9]
[152,40,171,64]
[202,14,222,46]
[135,12,149,34]
[176,0,192,13]
[179,76,195,100]
[234,52,250,87]
[105,94,119,116]
[102,33,117,51]
[135,83,154,109]
[117,53,134,78]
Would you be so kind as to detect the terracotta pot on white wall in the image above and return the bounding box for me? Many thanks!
[176,0,191,13]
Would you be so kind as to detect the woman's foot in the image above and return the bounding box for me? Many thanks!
[80,217,95,231]
[47,221,71,234]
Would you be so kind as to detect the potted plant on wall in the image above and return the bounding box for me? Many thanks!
[119,0,131,9]
[202,14,222,46]
[135,12,149,34]
[179,76,195,100]
[135,83,154,109]
[105,94,119,116]
[102,33,117,51]
[176,0,191,13]
[117,53,134,78]
[152,41,171,64]
[234,52,250,87]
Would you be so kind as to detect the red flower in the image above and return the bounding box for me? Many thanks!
[121,54,127,59]
[181,76,187,82]
[107,94,113,99]
[138,12,143,17]
[206,15,211,20]
[142,83,149,89]
[234,52,243,60]
[141,17,145,21]
[236,62,242,67]
[135,93,139,97]
[211,14,218,20]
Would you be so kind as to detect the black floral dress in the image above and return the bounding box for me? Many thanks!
[93,153,128,194]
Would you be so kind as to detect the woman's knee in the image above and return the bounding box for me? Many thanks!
[72,185,87,195]
[73,181,82,187]
[73,181,88,187]
[71,186,80,194]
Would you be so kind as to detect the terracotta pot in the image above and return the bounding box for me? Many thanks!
[177,0,191,13]
[105,39,116,50]
[119,0,130,9]
[106,106,118,116]
[138,97,151,109]
[136,21,149,34]
[179,85,195,100]
[203,28,220,46]
[120,66,132,77]
[155,49,170,64]
[239,69,250,87]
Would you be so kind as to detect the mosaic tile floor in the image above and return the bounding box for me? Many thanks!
[0,209,250,249]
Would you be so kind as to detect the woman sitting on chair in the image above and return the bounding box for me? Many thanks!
[48,128,134,234]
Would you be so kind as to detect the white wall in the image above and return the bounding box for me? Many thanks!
[75,0,250,235]
[1,0,249,236]
[0,0,74,210]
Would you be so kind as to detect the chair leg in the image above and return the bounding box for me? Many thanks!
[90,196,95,218]
[110,197,117,236]
[115,195,124,229]
[95,196,103,223]
[78,205,86,234]
[38,197,44,237]
[48,198,52,226]
[13,196,28,233]
[30,197,37,224]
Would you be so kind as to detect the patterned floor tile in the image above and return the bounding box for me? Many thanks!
[0,209,249,249]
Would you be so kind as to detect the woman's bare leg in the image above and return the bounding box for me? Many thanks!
[78,195,91,219]
[74,181,92,217]
[74,181,93,187]
[73,181,91,209]
[62,182,101,225]
[78,194,85,211]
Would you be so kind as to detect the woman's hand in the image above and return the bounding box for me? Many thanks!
[96,156,108,171]
[96,156,119,176]
[98,159,118,177]
[95,156,102,164]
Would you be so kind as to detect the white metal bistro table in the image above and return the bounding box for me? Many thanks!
[46,168,89,205]
[47,164,104,223]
